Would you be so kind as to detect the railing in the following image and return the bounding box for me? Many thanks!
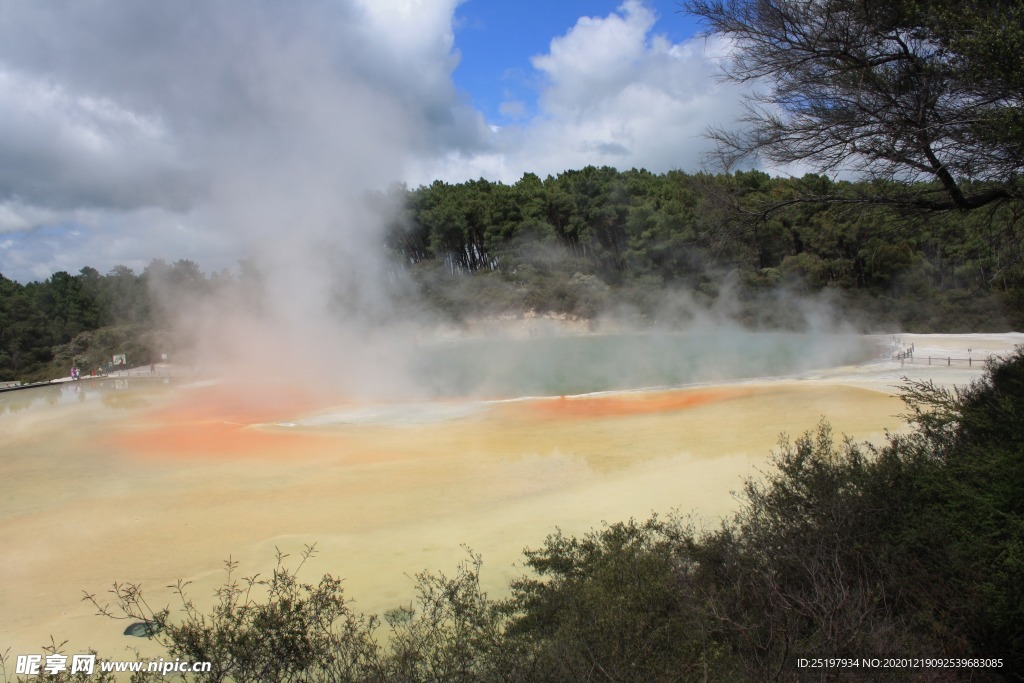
[891,352,984,367]
[888,339,987,367]
[102,366,178,378]
[1,366,189,393]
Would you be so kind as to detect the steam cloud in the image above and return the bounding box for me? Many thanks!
[24,0,454,397]
[1,2,872,400]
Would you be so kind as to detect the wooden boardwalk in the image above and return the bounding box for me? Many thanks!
[0,365,186,393]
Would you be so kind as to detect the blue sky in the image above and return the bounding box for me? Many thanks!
[0,0,747,282]
[451,1,702,124]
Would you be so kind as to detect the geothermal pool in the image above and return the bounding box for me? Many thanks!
[409,330,873,397]
[2,331,1014,659]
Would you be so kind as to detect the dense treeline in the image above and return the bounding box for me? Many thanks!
[21,350,1020,682]
[0,260,207,382]
[3,168,1023,382]
[387,169,1023,328]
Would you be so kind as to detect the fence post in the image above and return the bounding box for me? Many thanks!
[948,357,951,366]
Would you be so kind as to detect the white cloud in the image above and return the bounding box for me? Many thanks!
[416,0,750,185]
[531,0,655,115]
[0,0,752,281]
[0,66,192,212]
[0,0,481,281]
[0,205,235,281]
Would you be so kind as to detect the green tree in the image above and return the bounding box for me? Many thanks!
[685,0,1024,211]
[898,353,1024,668]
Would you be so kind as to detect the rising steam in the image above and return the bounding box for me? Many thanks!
[137,2,433,397]
[135,2,869,401]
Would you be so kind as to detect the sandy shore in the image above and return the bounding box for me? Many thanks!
[808,332,1024,391]
[1,332,1020,660]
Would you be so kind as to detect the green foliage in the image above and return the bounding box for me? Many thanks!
[4,167,1024,383]
[381,551,522,682]
[505,518,729,682]
[684,0,1024,215]
[897,353,1024,667]
[0,259,234,382]
[78,546,518,683]
[387,168,1024,327]
[84,545,381,683]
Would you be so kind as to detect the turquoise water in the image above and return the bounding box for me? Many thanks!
[0,332,877,407]
[411,331,874,398]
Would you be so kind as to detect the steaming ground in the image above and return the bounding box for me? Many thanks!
[1,331,1021,660]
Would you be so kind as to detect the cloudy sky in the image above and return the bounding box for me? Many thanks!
[0,0,751,283]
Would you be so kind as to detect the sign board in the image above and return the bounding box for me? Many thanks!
[112,354,127,366]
